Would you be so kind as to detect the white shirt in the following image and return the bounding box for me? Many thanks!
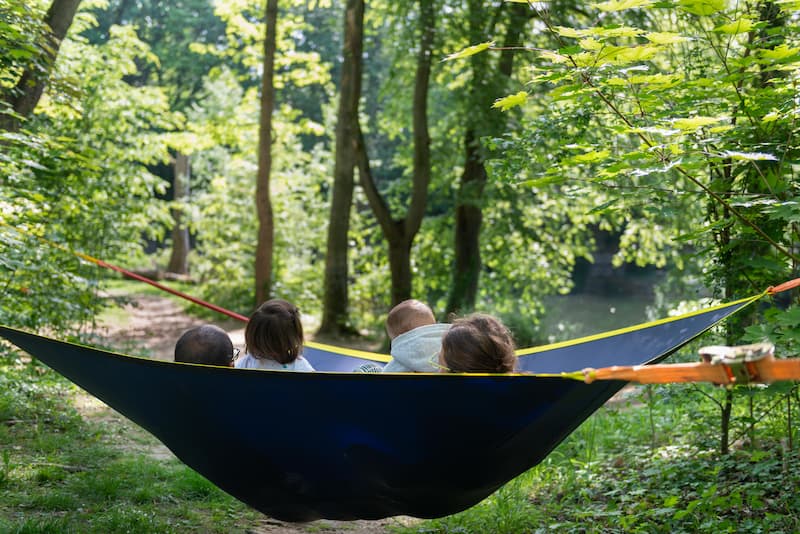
[235,353,315,371]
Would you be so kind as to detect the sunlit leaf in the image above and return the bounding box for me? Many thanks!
[571,149,611,163]
[760,44,800,61]
[679,0,725,16]
[720,151,778,161]
[672,116,724,130]
[555,26,586,38]
[592,0,654,11]
[762,110,781,123]
[602,45,660,65]
[540,50,570,63]
[579,38,603,51]
[713,18,756,35]
[492,91,528,112]
[590,26,647,38]
[442,41,495,61]
[645,32,688,45]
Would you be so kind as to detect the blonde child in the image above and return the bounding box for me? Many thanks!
[382,299,450,373]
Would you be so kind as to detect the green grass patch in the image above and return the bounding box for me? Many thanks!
[0,350,263,533]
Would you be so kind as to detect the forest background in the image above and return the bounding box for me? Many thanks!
[2,0,800,532]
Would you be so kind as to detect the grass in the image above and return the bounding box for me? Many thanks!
[0,356,263,533]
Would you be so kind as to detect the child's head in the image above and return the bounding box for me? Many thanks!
[245,299,304,364]
[439,314,516,373]
[386,299,436,340]
[174,324,235,367]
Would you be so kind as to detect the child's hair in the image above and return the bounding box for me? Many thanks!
[174,325,235,367]
[386,299,436,339]
[245,299,304,364]
[440,314,516,373]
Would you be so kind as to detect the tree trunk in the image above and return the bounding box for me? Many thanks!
[167,152,190,274]
[356,0,434,308]
[446,129,485,315]
[445,2,530,315]
[1,0,83,132]
[318,0,364,335]
[254,0,279,306]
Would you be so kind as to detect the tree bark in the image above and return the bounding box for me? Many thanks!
[318,0,364,335]
[254,0,279,306]
[1,0,83,132]
[446,2,529,315]
[356,0,434,308]
[446,130,485,314]
[167,152,190,274]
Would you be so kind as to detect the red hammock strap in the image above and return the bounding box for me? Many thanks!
[767,277,800,295]
[74,252,249,323]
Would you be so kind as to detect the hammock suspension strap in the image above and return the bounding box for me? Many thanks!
[580,342,800,385]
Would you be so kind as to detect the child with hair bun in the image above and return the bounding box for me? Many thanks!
[235,299,315,372]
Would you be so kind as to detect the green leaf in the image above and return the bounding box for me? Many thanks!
[443,41,495,61]
[713,18,756,35]
[679,0,725,16]
[645,32,688,45]
[592,0,654,11]
[518,174,569,188]
[672,116,724,131]
[492,91,528,112]
[720,150,778,161]
[760,44,800,61]
[570,149,611,163]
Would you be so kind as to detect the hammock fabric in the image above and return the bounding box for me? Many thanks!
[0,295,759,521]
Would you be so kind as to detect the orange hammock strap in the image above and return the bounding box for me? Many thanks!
[579,343,800,385]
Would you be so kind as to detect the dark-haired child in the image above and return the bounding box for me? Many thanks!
[174,324,236,367]
[438,314,516,373]
[235,299,315,372]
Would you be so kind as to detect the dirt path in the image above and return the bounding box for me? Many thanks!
[82,293,410,534]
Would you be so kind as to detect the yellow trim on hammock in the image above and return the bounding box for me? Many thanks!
[516,293,765,358]
[304,340,392,363]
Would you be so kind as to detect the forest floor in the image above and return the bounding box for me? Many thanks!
[86,291,415,534]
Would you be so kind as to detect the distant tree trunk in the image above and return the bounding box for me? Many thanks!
[446,2,529,315]
[0,0,83,132]
[167,152,190,274]
[318,0,364,335]
[357,0,435,307]
[254,0,279,306]
[446,129,485,315]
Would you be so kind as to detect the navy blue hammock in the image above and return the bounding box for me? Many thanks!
[0,294,761,521]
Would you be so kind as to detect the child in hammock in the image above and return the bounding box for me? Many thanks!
[174,324,237,367]
[235,299,315,371]
[438,314,517,373]
[381,299,450,373]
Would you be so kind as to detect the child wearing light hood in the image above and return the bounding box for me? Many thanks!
[382,299,450,373]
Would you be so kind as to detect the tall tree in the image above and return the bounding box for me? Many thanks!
[1,0,82,132]
[446,2,530,315]
[357,0,435,307]
[255,0,279,305]
[318,0,365,335]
